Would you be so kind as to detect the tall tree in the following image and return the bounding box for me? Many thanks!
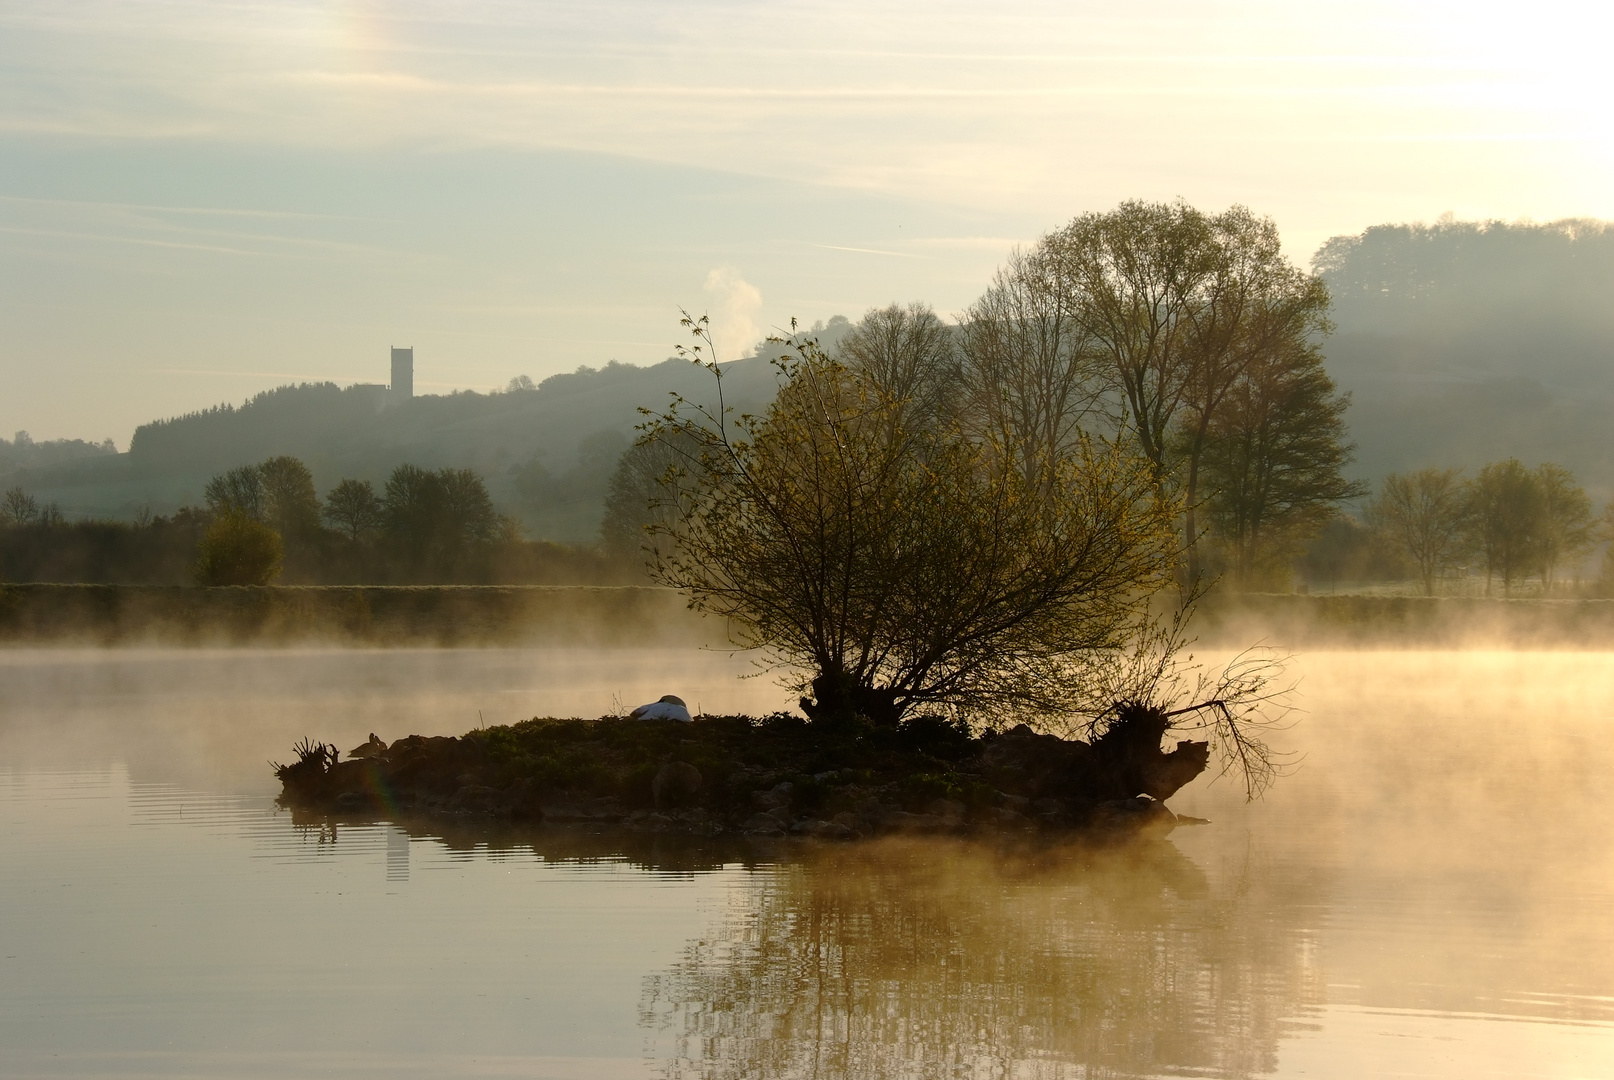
[1367,468,1470,596]
[439,468,498,549]
[956,249,1106,484]
[599,433,698,560]
[644,318,1177,726]
[1198,343,1364,587]
[258,456,321,540]
[383,464,446,566]
[1,487,39,527]
[1044,200,1218,480]
[321,478,384,541]
[1533,463,1595,590]
[382,464,497,573]
[1466,459,1542,596]
[837,303,959,439]
[1175,208,1333,584]
[203,465,264,520]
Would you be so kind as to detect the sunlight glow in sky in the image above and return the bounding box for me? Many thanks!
[1,0,1609,441]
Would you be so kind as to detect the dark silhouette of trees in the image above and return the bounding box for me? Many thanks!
[321,479,384,541]
[1197,344,1364,587]
[381,464,499,577]
[2,487,41,528]
[956,249,1103,483]
[599,433,698,560]
[1533,463,1595,590]
[203,456,319,539]
[438,467,499,549]
[383,464,446,567]
[259,456,321,539]
[1466,459,1543,596]
[203,465,264,519]
[837,302,960,438]
[1368,468,1470,596]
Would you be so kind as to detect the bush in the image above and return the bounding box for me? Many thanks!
[195,511,283,585]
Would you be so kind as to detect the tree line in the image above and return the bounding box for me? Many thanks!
[1368,460,1605,596]
[0,458,629,586]
[606,200,1362,592]
[595,198,1358,781]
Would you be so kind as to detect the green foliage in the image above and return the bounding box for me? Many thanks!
[259,456,321,539]
[644,317,1179,727]
[321,478,384,541]
[1368,468,1469,596]
[1463,459,1596,595]
[194,510,283,585]
[1197,337,1366,588]
[380,464,499,577]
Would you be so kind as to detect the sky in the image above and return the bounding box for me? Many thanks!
[2,0,1610,445]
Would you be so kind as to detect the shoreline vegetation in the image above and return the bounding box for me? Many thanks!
[8,582,1614,647]
[273,706,1211,842]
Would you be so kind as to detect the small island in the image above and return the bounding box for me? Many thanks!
[278,306,1293,840]
[274,703,1211,840]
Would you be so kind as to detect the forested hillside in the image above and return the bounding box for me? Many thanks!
[1315,217,1614,500]
[8,219,1614,551]
[5,353,788,541]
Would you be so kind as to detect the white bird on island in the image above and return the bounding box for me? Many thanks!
[631,695,693,723]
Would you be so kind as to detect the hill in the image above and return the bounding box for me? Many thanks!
[1314,217,1614,501]
[10,218,1614,545]
[5,353,788,542]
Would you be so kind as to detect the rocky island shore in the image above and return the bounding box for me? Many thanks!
[275,704,1212,841]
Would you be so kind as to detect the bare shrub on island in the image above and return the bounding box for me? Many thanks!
[640,314,1288,797]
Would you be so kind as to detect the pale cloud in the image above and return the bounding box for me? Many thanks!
[702,268,764,361]
[3,0,1609,231]
[2,0,1612,439]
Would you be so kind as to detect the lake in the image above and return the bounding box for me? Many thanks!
[1,647,1612,1079]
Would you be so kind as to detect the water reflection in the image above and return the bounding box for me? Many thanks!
[4,649,1614,1079]
[643,836,1327,1080]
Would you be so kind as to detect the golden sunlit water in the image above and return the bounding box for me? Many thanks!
[2,647,1612,1079]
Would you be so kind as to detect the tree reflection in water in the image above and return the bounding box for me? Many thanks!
[643,836,1326,1080]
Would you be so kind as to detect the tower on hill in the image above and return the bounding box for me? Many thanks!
[390,347,414,400]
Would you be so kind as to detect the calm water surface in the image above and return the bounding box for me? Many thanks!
[1,647,1612,1079]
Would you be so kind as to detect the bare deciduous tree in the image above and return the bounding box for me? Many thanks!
[836,303,958,439]
[1367,467,1470,596]
[1534,463,1595,590]
[1044,200,1218,481]
[956,250,1106,483]
[1,486,40,528]
[1466,459,1543,597]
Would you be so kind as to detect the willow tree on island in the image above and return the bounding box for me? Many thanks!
[640,316,1178,728]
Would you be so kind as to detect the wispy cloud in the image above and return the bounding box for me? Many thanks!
[810,243,923,258]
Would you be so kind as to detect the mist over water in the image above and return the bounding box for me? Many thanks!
[2,647,1612,1078]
